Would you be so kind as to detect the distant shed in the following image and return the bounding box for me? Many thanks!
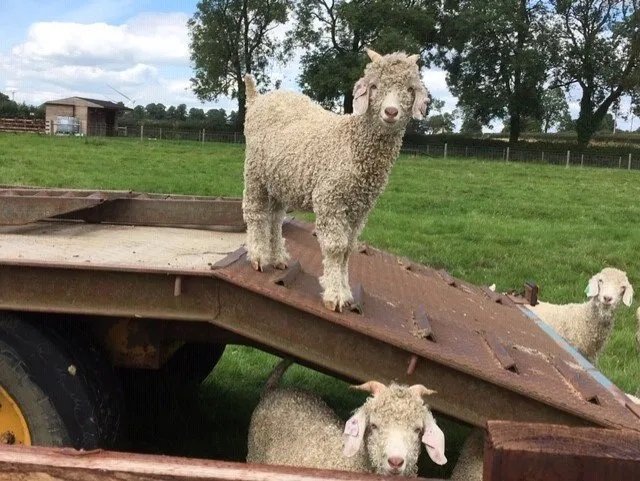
[44,97,130,136]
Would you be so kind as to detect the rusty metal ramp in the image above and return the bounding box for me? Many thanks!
[212,219,640,432]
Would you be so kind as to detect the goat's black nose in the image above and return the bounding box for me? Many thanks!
[384,107,398,118]
[388,457,404,468]
[603,296,613,303]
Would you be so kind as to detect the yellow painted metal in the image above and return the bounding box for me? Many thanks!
[0,384,31,445]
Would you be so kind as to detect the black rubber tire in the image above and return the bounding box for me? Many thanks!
[40,321,125,448]
[0,314,123,449]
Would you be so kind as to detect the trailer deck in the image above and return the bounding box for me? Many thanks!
[1,187,638,434]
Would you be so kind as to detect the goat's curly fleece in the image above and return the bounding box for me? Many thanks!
[527,267,632,362]
[449,429,483,481]
[247,381,432,476]
[242,51,428,310]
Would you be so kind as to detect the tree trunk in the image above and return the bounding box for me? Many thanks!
[509,113,521,143]
[343,90,354,114]
[237,77,247,131]
[575,87,594,146]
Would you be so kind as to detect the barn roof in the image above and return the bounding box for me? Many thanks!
[44,97,131,110]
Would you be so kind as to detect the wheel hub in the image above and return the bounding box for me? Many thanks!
[0,385,31,445]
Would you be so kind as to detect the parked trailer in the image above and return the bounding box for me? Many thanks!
[0,187,639,478]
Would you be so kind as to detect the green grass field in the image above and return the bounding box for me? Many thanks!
[1,133,639,476]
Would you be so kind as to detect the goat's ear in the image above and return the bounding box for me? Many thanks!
[422,417,447,465]
[343,410,366,457]
[412,86,430,120]
[353,77,370,115]
[585,275,600,298]
[623,283,634,307]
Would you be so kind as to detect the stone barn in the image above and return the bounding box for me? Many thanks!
[44,97,130,136]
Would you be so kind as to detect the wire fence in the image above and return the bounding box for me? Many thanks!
[111,125,640,171]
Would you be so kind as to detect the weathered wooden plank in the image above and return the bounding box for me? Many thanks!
[0,445,442,481]
[484,421,640,481]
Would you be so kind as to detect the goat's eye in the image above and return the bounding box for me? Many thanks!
[414,427,422,434]
[408,86,415,94]
[621,286,626,292]
[370,423,378,430]
[370,84,377,91]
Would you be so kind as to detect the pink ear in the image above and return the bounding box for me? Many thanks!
[353,78,369,115]
[343,410,366,457]
[422,419,447,465]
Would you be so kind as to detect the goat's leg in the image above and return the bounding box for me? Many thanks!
[268,199,289,270]
[243,181,271,272]
[316,215,351,312]
[339,220,365,305]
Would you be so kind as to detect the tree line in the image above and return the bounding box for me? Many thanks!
[117,104,238,131]
[189,0,640,145]
[0,92,44,119]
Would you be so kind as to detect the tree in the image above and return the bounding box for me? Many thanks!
[145,103,166,120]
[166,105,177,120]
[459,107,484,134]
[598,112,615,132]
[189,107,206,121]
[176,104,188,121]
[290,0,439,113]
[551,0,640,145]
[132,105,146,120]
[189,0,292,129]
[441,0,555,142]
[540,88,570,133]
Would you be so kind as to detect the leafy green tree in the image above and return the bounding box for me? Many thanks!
[441,0,555,142]
[189,0,292,129]
[598,112,615,132]
[166,105,177,120]
[290,0,439,113]
[458,107,484,134]
[551,0,640,145]
[540,88,570,133]
[189,107,206,120]
[132,105,146,120]
[176,104,188,121]
[145,103,166,120]
[557,112,575,132]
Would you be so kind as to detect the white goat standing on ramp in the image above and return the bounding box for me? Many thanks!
[242,48,430,311]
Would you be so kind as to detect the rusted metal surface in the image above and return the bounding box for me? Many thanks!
[524,281,538,306]
[0,187,244,229]
[484,421,640,481]
[212,219,640,431]
[0,193,639,431]
[0,189,107,225]
[0,444,443,481]
[410,305,434,341]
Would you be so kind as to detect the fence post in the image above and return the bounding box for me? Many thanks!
[444,143,448,159]
[465,147,468,157]
[140,124,144,141]
[541,151,544,163]
[202,128,206,144]
[566,150,570,168]
[506,147,510,162]
[628,153,632,171]
[581,154,584,168]
[159,127,162,140]
[619,156,622,168]
[426,145,429,155]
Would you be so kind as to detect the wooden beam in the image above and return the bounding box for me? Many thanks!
[0,445,442,481]
[484,421,640,481]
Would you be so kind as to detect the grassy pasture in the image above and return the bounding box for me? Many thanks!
[1,133,639,476]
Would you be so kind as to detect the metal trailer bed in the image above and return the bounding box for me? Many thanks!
[1,187,639,480]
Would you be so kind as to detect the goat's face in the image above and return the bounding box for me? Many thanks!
[342,382,446,476]
[585,267,634,312]
[353,49,430,130]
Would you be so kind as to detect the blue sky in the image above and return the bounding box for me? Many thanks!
[0,1,635,131]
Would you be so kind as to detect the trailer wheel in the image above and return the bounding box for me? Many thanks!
[0,314,122,449]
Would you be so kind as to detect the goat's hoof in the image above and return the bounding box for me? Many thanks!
[273,262,288,270]
[251,260,264,272]
[323,300,341,312]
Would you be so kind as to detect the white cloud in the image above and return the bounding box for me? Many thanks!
[11,13,190,67]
